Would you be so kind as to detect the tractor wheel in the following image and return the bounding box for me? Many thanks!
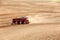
[12,20,16,25]
[21,21,25,24]
[17,21,20,24]
[24,20,29,24]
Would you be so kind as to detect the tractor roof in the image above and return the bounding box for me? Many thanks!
[21,16,28,18]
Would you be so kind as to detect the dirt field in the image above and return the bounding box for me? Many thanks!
[0,23,60,40]
[0,1,60,40]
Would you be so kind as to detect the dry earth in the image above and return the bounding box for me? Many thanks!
[0,1,60,40]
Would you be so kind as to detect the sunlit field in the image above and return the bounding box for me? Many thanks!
[0,0,60,40]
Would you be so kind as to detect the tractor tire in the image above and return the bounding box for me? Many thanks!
[24,20,29,24]
[12,20,16,25]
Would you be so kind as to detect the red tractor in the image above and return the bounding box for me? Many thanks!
[12,17,29,24]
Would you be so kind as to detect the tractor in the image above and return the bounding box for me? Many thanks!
[12,17,29,25]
